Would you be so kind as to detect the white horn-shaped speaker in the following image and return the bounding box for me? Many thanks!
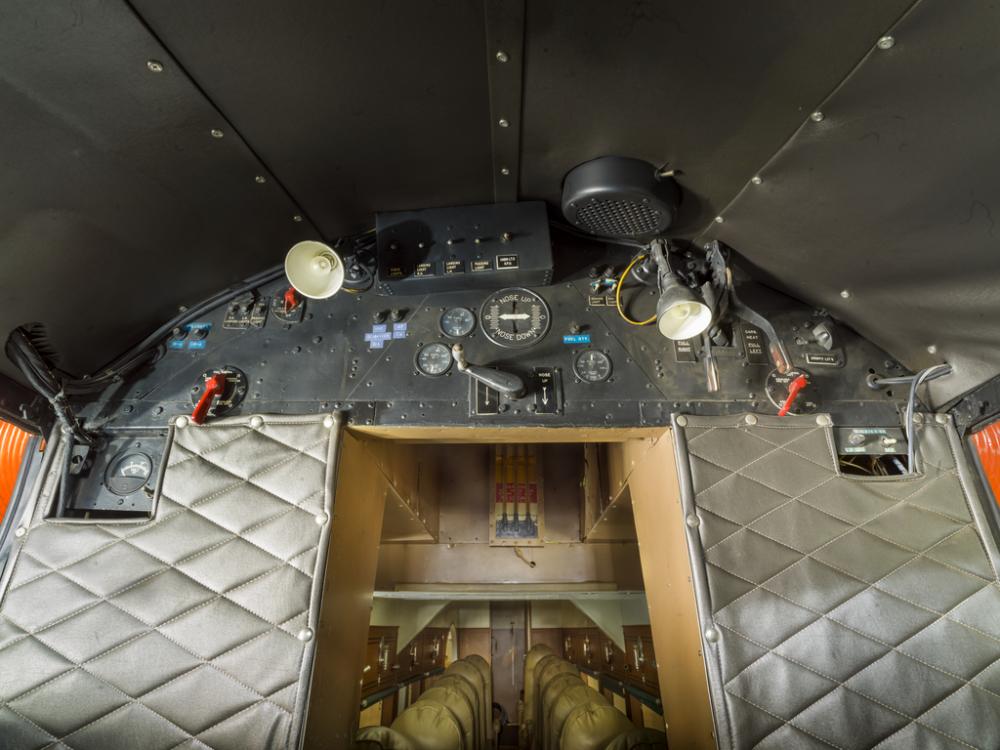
[284,241,345,299]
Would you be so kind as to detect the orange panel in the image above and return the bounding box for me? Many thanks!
[0,420,32,521]
[972,420,1000,507]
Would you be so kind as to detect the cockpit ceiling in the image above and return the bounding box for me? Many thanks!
[2,0,999,399]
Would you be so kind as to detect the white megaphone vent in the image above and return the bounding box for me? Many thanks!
[284,241,345,299]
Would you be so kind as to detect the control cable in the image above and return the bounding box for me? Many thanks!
[903,363,953,474]
[615,254,656,326]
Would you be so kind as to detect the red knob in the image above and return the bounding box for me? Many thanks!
[778,374,809,417]
[191,373,226,424]
[283,287,299,313]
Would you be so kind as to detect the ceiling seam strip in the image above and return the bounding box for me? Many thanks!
[692,0,926,247]
[120,0,324,236]
[483,0,526,203]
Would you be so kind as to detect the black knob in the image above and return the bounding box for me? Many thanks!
[390,308,406,323]
[372,310,387,324]
[569,323,584,335]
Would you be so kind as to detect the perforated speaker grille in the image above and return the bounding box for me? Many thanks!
[574,198,664,237]
[561,157,680,239]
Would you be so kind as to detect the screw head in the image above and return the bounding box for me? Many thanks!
[146,59,164,73]
[498,118,510,128]
[315,512,329,525]
[745,414,758,426]
[675,415,688,427]
[927,344,938,354]
[704,627,720,643]
[751,175,762,185]
[816,414,832,427]
[254,175,267,184]
[297,628,314,642]
[714,215,724,224]
[292,214,303,222]
[323,415,335,429]
[174,416,189,429]
[14,527,26,538]
[249,415,264,429]
[936,414,949,425]
[500,167,510,176]
[495,50,509,63]
[876,35,895,50]
[685,514,700,528]
[210,128,224,139]
[840,289,851,299]
[810,111,825,122]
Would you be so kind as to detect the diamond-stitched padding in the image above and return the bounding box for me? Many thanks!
[678,417,1000,750]
[0,416,335,750]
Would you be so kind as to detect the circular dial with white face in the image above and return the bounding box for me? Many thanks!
[480,288,550,349]
[415,342,453,377]
[574,350,613,383]
[105,452,153,496]
[439,307,476,338]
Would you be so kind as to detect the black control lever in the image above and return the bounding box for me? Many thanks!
[451,344,526,398]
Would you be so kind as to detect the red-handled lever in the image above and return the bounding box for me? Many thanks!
[283,287,300,313]
[191,373,226,425]
[778,374,809,417]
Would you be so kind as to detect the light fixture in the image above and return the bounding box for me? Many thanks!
[656,274,713,340]
[650,240,712,341]
[284,241,345,299]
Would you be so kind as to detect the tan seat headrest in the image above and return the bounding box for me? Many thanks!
[559,703,633,750]
[391,701,466,750]
[355,724,418,749]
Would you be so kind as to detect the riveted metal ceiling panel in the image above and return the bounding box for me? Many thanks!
[0,0,317,383]
[130,0,496,239]
[698,0,1000,401]
[519,0,914,234]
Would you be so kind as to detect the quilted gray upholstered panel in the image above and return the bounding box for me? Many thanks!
[673,414,1000,750]
[0,413,341,750]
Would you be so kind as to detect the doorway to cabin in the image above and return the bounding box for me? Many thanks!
[303,427,712,749]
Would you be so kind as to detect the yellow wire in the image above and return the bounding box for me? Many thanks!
[615,254,656,326]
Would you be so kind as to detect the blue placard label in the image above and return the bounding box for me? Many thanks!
[563,334,591,344]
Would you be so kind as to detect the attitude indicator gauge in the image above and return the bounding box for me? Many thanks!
[105,452,153,496]
[440,307,476,338]
[480,288,550,349]
[415,342,453,377]
[573,350,613,383]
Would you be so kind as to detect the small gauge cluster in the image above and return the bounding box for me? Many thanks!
[573,350,613,383]
[440,307,476,338]
[415,342,453,377]
[55,431,168,517]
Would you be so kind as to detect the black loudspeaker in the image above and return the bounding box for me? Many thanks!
[561,156,680,240]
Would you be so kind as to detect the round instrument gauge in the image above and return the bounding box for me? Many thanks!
[574,350,613,383]
[415,342,453,377]
[440,307,476,338]
[105,452,153,496]
[480,288,550,349]
[765,367,818,415]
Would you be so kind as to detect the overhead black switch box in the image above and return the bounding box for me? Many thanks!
[375,201,553,295]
